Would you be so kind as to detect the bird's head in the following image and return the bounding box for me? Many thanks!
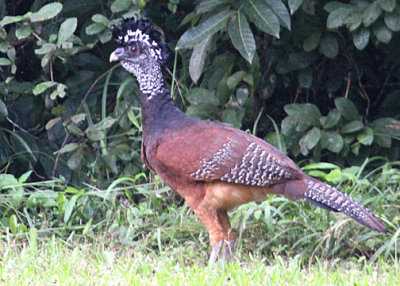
[110,18,169,95]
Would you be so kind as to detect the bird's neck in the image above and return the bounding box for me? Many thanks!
[140,87,188,140]
[124,61,165,97]
[128,62,191,139]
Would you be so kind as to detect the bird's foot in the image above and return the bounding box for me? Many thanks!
[208,239,235,265]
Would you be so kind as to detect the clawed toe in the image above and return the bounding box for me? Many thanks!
[208,239,235,265]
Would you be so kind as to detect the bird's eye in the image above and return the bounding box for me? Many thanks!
[130,46,137,53]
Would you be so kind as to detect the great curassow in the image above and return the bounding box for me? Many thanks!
[109,18,387,263]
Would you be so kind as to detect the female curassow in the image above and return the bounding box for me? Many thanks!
[109,18,387,263]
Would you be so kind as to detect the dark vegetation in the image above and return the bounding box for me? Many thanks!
[0,0,399,263]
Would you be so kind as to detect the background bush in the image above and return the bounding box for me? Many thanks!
[1,0,399,186]
[0,0,399,261]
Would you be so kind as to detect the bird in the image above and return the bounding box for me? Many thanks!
[109,18,387,263]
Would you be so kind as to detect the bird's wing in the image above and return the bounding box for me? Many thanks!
[155,121,303,186]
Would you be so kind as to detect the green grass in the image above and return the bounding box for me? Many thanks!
[0,237,399,285]
[0,162,399,284]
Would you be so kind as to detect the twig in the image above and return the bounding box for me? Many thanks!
[344,72,351,98]
[6,117,29,134]
[50,59,54,82]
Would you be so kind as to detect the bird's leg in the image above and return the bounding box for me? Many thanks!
[222,239,235,263]
[209,239,223,264]
[217,210,236,264]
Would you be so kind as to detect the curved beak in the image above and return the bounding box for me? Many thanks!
[109,47,124,62]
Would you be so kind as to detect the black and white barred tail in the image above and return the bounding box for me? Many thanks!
[304,178,387,233]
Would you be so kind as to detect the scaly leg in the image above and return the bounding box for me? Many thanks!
[222,239,235,263]
[209,239,223,264]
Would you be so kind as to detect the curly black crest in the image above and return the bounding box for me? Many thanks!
[111,18,169,65]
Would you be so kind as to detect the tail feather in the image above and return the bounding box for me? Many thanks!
[304,178,387,233]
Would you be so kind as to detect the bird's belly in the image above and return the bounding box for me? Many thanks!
[204,181,280,210]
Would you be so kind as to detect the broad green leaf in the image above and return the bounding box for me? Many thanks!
[371,117,400,137]
[373,23,392,43]
[59,143,80,154]
[92,117,117,131]
[341,120,364,134]
[0,28,6,39]
[176,10,234,49]
[189,36,211,83]
[266,0,291,29]
[85,23,106,35]
[15,25,32,39]
[384,8,400,31]
[374,134,391,147]
[33,81,57,95]
[67,124,84,137]
[0,15,26,26]
[284,103,321,127]
[327,7,353,29]
[45,117,62,130]
[111,0,131,13]
[281,116,297,135]
[353,27,370,50]
[196,0,230,14]
[245,0,280,38]
[348,12,363,31]
[67,149,83,170]
[288,0,303,14]
[298,68,312,88]
[227,71,247,90]
[58,18,77,45]
[320,109,341,129]
[320,33,339,59]
[101,154,118,174]
[276,52,313,74]
[324,2,349,13]
[30,2,63,22]
[99,30,112,43]
[321,131,344,153]
[92,14,109,25]
[228,12,256,63]
[377,0,396,12]
[186,88,220,106]
[41,53,51,67]
[0,99,8,120]
[363,2,382,27]
[303,32,321,52]
[18,171,32,184]
[334,97,360,121]
[0,58,11,65]
[221,107,244,128]
[300,127,321,153]
[351,142,361,156]
[357,127,374,145]
[35,43,56,55]
[7,48,15,63]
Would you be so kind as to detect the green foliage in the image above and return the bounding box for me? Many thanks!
[0,161,398,264]
[172,0,400,165]
[0,1,399,185]
[280,97,400,162]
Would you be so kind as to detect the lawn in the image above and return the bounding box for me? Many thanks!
[0,235,399,285]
